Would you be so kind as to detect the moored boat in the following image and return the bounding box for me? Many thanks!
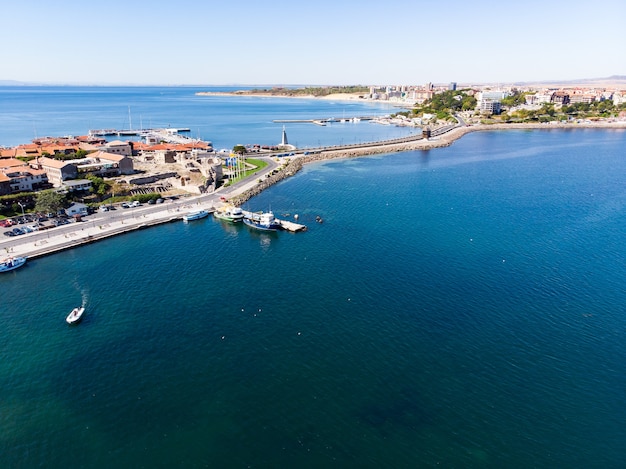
[243,211,282,231]
[0,256,27,273]
[183,209,209,222]
[214,206,244,223]
[66,306,85,325]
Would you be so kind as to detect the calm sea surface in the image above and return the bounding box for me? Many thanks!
[0,85,414,149]
[1,88,626,467]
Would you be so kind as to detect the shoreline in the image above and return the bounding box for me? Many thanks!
[3,122,625,261]
[195,90,400,105]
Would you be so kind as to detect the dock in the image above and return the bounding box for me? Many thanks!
[88,127,191,137]
[240,209,307,232]
[273,116,376,125]
[277,219,307,232]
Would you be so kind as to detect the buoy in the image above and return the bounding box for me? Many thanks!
[294,214,299,220]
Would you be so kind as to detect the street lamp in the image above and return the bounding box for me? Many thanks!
[17,201,25,217]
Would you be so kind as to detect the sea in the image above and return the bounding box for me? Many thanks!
[1,87,626,468]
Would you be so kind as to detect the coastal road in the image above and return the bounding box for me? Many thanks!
[1,156,280,257]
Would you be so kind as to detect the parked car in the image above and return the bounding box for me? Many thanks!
[121,203,130,209]
[130,201,141,207]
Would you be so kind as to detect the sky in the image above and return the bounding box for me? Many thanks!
[1,0,625,86]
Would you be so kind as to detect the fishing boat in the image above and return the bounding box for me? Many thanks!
[243,211,282,232]
[214,206,244,223]
[66,306,85,325]
[0,256,27,273]
[183,209,209,222]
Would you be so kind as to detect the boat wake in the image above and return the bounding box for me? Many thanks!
[81,288,89,309]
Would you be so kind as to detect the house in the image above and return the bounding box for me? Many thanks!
[65,202,89,217]
[0,158,49,193]
[0,173,11,196]
[61,179,93,193]
[98,140,133,157]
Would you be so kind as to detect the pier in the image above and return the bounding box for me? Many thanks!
[273,116,376,125]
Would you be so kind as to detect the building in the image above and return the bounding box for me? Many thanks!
[64,202,88,217]
[61,179,93,193]
[33,151,133,187]
[74,151,134,177]
[98,140,133,156]
[0,173,11,196]
[34,157,79,186]
[0,158,49,193]
[480,99,501,115]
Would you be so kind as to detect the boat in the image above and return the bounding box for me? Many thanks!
[243,211,282,232]
[0,256,27,273]
[66,306,85,325]
[214,206,244,223]
[183,209,209,222]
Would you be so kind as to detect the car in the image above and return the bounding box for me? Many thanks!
[156,198,164,204]
[121,203,130,209]
[130,201,141,207]
[99,206,109,212]
[147,199,156,205]
[3,231,15,237]
[12,227,24,235]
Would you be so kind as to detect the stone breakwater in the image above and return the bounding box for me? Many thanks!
[229,121,626,206]
[229,127,470,206]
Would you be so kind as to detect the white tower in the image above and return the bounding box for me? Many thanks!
[281,126,288,146]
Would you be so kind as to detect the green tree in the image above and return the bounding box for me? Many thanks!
[86,174,109,198]
[35,190,65,214]
[232,145,246,155]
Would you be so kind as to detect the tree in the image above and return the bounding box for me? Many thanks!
[87,175,109,198]
[35,190,65,214]
[232,145,246,155]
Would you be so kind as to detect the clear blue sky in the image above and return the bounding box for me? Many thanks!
[2,0,624,86]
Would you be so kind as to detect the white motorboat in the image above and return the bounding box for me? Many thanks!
[214,206,244,223]
[183,209,209,222]
[66,307,85,325]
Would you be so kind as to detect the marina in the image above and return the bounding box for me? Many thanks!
[88,127,191,137]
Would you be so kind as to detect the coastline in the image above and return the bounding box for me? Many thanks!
[3,122,625,261]
[195,90,388,105]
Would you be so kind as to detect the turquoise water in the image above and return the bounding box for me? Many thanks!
[2,89,626,466]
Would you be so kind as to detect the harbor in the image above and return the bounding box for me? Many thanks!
[88,127,191,137]
[1,200,307,261]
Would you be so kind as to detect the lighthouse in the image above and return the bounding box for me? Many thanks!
[281,126,288,146]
